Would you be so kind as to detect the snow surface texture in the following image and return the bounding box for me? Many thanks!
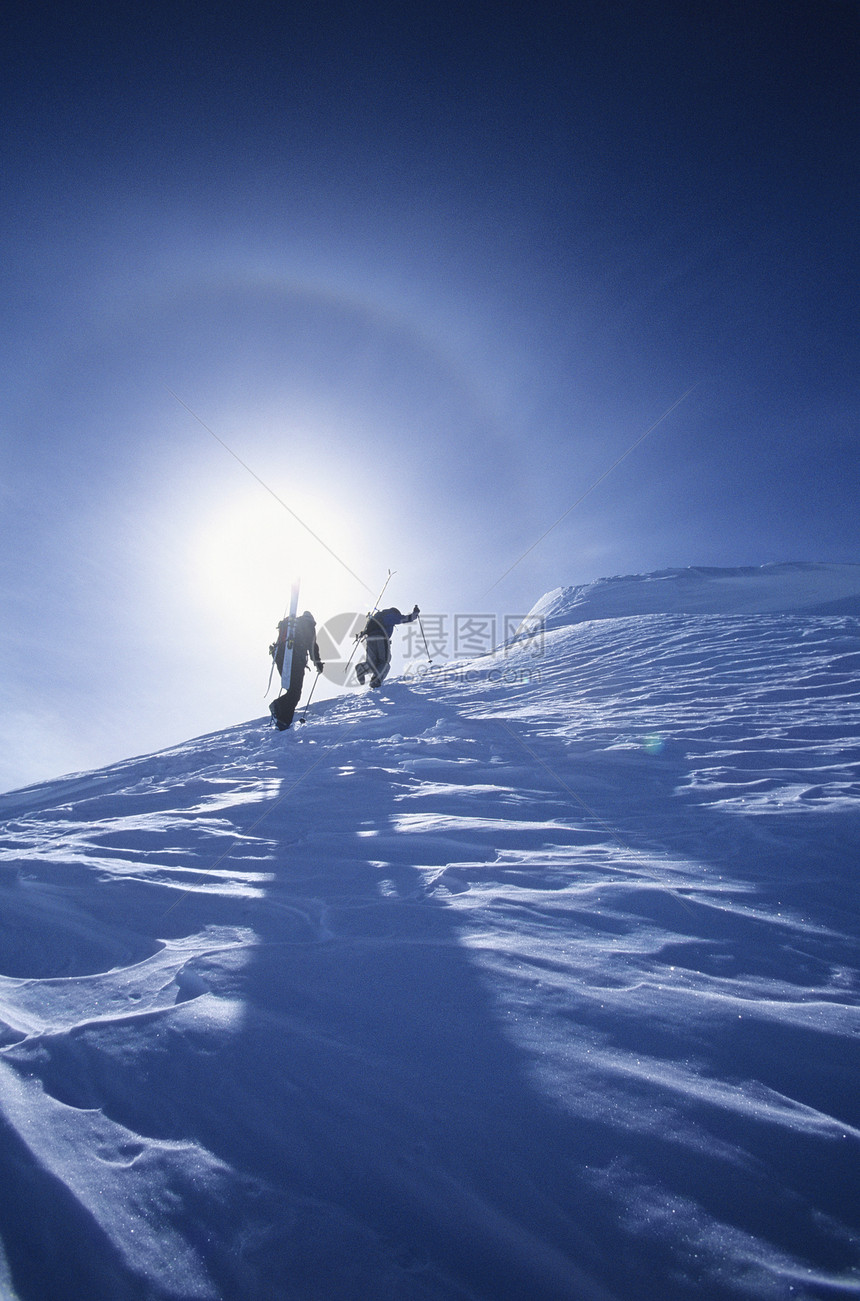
[0,563,859,1301]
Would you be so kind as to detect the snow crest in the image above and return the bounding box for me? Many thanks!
[528,561,860,629]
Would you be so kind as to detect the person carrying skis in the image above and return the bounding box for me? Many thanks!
[355,605,420,688]
[269,611,324,730]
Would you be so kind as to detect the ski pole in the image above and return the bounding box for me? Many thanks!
[298,668,321,723]
[264,650,278,697]
[417,615,432,663]
[344,632,364,675]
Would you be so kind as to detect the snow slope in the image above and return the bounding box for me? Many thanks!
[0,564,859,1301]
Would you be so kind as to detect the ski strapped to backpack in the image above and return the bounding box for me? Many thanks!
[266,578,302,697]
[280,578,301,690]
[342,569,396,676]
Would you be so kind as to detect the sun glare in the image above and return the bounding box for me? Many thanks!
[188,484,372,640]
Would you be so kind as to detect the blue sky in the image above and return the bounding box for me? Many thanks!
[2,0,858,791]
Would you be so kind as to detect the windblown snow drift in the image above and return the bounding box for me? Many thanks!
[1,564,859,1300]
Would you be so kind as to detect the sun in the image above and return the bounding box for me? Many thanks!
[187,482,372,640]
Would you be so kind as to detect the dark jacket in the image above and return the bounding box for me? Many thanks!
[365,606,419,640]
[275,612,322,676]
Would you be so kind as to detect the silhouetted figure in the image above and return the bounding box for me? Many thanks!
[269,611,323,730]
[355,605,420,688]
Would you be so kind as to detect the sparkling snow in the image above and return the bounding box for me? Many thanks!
[0,563,858,1300]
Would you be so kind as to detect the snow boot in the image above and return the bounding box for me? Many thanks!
[269,701,291,731]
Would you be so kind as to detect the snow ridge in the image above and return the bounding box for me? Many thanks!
[528,561,860,628]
